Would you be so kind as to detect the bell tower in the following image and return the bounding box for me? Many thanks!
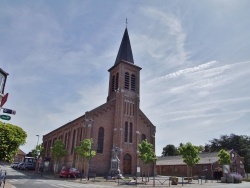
[107,27,142,174]
[107,28,141,102]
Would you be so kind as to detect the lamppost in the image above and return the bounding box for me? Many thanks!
[35,135,40,173]
[37,150,41,173]
[85,119,94,181]
[36,135,39,146]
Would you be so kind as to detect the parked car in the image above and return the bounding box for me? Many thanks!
[23,163,36,170]
[59,166,80,178]
[12,162,21,168]
[17,162,25,170]
[11,162,20,168]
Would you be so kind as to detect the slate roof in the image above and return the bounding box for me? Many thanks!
[157,152,219,166]
[114,28,134,65]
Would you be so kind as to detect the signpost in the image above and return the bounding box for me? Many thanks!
[0,114,11,120]
[2,108,16,115]
[0,93,8,107]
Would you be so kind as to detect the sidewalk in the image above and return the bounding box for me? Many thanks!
[41,173,250,187]
[5,171,250,188]
[4,181,15,188]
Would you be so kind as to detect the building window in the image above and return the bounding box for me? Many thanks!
[130,102,132,116]
[126,101,129,115]
[64,133,68,148]
[161,166,165,171]
[141,134,146,141]
[124,101,126,115]
[124,122,128,142]
[53,138,57,146]
[111,75,115,91]
[97,127,104,153]
[115,73,119,90]
[131,74,136,91]
[125,72,130,89]
[71,130,76,154]
[67,132,71,149]
[48,140,52,156]
[129,122,133,143]
[202,165,207,171]
[133,103,135,116]
[80,127,83,141]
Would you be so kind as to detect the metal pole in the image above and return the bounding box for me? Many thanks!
[153,160,155,187]
[36,135,39,146]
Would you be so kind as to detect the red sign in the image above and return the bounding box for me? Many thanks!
[0,93,8,107]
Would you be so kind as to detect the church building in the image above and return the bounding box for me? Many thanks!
[42,27,156,176]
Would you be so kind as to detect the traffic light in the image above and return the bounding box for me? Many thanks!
[2,108,16,115]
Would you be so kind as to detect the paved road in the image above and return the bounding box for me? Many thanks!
[5,166,111,188]
[3,165,250,188]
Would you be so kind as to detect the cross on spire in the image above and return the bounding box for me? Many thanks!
[126,18,128,28]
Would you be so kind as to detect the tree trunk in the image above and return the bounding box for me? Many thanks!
[141,165,144,182]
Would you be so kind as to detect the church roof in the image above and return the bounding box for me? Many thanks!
[114,28,134,65]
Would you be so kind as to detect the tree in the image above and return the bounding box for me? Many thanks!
[197,145,205,152]
[218,149,231,175]
[75,139,96,180]
[218,149,231,166]
[138,139,156,182]
[31,144,45,159]
[51,140,67,173]
[0,121,27,162]
[179,142,200,177]
[207,134,250,172]
[31,144,45,172]
[162,144,178,156]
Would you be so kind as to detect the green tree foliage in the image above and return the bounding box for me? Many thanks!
[179,142,200,177]
[207,134,250,172]
[218,149,231,165]
[0,121,27,162]
[75,139,96,160]
[26,152,33,157]
[75,139,96,178]
[31,144,45,172]
[51,140,67,172]
[162,144,178,156]
[197,145,205,152]
[31,144,45,158]
[138,139,156,181]
[51,140,67,161]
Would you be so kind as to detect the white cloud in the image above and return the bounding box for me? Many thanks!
[1,1,250,156]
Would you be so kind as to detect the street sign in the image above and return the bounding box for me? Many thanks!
[0,93,8,107]
[2,108,16,115]
[0,114,11,120]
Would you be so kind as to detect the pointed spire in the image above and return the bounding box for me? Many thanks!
[114,28,134,65]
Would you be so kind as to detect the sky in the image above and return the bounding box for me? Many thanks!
[1,0,250,156]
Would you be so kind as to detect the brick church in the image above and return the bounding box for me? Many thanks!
[42,27,156,176]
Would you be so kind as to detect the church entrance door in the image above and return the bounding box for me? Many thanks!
[123,153,132,174]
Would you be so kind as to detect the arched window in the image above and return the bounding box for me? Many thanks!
[64,133,67,147]
[71,130,76,154]
[131,74,136,91]
[115,73,119,90]
[129,122,133,143]
[124,122,128,142]
[97,127,104,153]
[141,134,146,141]
[125,72,130,89]
[111,75,115,91]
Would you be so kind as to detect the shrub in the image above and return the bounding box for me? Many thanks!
[230,173,242,183]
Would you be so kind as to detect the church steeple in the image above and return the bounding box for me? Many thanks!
[114,28,134,65]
